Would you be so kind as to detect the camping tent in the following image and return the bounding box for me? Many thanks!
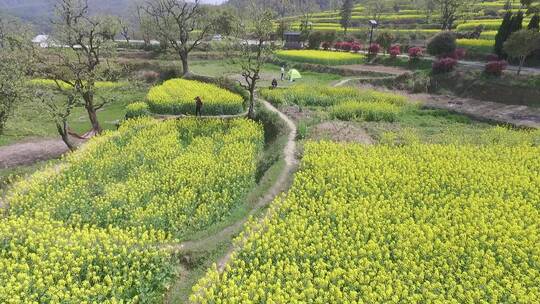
[287,69,302,81]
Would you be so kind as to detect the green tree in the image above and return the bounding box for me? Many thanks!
[503,29,540,75]
[495,12,513,57]
[376,31,395,54]
[529,14,540,31]
[340,0,354,35]
[0,17,33,135]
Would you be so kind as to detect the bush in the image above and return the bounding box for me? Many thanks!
[432,57,458,73]
[427,31,457,57]
[322,41,332,50]
[351,42,362,52]
[369,43,381,55]
[308,31,325,50]
[375,31,395,53]
[389,45,401,58]
[484,60,507,76]
[125,102,151,119]
[408,47,424,60]
[486,54,500,61]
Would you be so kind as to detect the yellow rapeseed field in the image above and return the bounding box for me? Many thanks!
[192,141,540,303]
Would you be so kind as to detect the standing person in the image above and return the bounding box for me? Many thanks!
[194,96,203,117]
[280,65,285,80]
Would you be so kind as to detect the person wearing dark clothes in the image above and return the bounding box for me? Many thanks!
[195,96,203,116]
[271,78,278,89]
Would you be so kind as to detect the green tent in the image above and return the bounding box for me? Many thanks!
[287,69,302,81]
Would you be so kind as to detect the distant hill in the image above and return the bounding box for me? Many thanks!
[0,0,225,33]
[0,0,137,32]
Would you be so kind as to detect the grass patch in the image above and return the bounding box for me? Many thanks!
[331,101,402,122]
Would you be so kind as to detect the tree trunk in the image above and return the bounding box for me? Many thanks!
[0,111,5,135]
[518,56,525,75]
[83,92,102,134]
[248,88,255,119]
[181,55,189,76]
[57,122,76,151]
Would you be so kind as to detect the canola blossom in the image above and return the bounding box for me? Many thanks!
[7,117,263,237]
[192,142,540,303]
[331,100,401,122]
[146,79,244,115]
[275,50,365,65]
[261,85,407,108]
[0,214,172,303]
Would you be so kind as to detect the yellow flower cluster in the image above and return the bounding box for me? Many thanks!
[261,85,407,107]
[146,79,244,115]
[7,117,263,238]
[0,214,172,303]
[275,50,365,65]
[192,142,540,303]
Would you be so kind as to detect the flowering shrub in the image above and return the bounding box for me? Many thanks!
[432,57,458,73]
[486,54,500,61]
[484,60,507,76]
[389,44,401,58]
[368,43,381,54]
[351,42,362,52]
[125,102,150,119]
[408,47,424,61]
[456,48,467,59]
[342,41,353,51]
[334,41,344,50]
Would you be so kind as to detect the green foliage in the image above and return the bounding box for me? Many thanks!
[528,14,540,30]
[125,102,150,119]
[503,29,540,74]
[340,0,354,33]
[331,100,401,122]
[375,31,395,52]
[495,11,513,57]
[307,31,325,49]
[427,31,457,56]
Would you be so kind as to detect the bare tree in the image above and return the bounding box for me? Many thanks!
[143,0,213,75]
[119,17,132,44]
[230,3,274,118]
[42,0,119,137]
[434,0,474,30]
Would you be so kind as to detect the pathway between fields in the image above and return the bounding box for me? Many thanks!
[335,78,540,129]
[165,98,297,257]
[0,139,69,169]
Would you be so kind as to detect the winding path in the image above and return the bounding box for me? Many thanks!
[163,98,297,255]
[0,139,70,169]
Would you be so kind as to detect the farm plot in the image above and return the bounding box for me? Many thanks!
[6,117,263,237]
[146,79,245,115]
[261,85,408,122]
[275,50,365,65]
[192,141,540,303]
[1,117,264,303]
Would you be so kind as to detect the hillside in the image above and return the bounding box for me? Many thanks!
[0,0,136,32]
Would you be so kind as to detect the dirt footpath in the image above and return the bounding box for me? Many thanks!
[0,139,69,169]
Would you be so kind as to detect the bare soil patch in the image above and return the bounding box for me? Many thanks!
[310,121,374,144]
[0,139,68,169]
